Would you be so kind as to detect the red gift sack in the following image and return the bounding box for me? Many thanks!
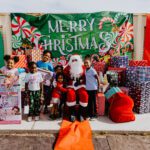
[129,60,148,66]
[13,55,27,68]
[96,93,105,116]
[108,92,135,123]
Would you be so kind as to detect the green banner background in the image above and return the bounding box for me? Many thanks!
[11,12,134,64]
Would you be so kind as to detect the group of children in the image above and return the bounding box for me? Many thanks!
[0,50,101,122]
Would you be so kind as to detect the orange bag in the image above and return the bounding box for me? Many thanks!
[54,120,94,150]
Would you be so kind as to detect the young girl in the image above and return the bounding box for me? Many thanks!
[0,55,20,88]
[36,50,54,114]
[84,58,100,119]
[25,62,43,122]
[50,72,67,119]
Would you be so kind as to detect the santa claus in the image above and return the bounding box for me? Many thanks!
[63,54,88,122]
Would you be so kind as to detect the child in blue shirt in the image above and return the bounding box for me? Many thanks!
[36,50,54,114]
[84,58,100,119]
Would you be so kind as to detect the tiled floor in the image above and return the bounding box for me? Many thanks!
[0,113,150,132]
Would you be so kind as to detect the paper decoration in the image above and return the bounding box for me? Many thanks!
[11,16,31,38]
[12,35,22,49]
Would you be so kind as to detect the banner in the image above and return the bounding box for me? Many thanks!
[0,28,4,68]
[11,12,134,64]
[144,15,150,65]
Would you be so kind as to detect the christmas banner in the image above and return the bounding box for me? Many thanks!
[144,14,150,65]
[11,12,134,64]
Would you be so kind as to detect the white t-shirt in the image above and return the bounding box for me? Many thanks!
[0,66,19,76]
[25,72,43,91]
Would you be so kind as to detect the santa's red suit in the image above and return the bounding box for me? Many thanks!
[63,60,88,108]
[51,82,67,104]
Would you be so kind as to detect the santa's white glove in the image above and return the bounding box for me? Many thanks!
[53,80,57,88]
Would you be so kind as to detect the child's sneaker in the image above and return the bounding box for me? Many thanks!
[35,116,40,121]
[27,116,32,122]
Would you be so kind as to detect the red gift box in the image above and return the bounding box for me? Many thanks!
[25,49,42,63]
[129,60,148,66]
[13,55,27,68]
[93,62,106,74]
[96,93,105,116]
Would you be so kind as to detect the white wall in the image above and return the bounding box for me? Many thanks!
[0,0,150,13]
[0,14,12,55]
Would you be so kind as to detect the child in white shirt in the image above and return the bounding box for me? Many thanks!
[25,62,43,122]
[0,55,20,88]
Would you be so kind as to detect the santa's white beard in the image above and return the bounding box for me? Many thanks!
[70,62,83,80]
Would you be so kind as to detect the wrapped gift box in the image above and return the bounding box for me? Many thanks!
[129,60,148,66]
[13,55,27,68]
[110,56,129,68]
[108,67,126,86]
[128,81,150,114]
[137,66,150,82]
[126,66,150,85]
[106,69,125,86]
[25,49,42,63]
[96,93,105,116]
[106,71,118,86]
[105,87,122,100]
[93,61,106,74]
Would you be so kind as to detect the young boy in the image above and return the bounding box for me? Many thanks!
[36,50,54,114]
[84,58,100,119]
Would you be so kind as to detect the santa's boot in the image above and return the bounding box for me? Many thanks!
[68,106,76,122]
[80,106,87,122]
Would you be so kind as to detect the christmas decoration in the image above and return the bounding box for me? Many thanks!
[11,16,31,38]
[12,35,22,49]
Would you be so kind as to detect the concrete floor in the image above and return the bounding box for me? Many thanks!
[0,113,150,150]
[0,132,150,150]
[0,113,150,132]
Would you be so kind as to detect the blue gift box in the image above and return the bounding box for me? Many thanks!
[105,87,122,99]
[110,56,129,68]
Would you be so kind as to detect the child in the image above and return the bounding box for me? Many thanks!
[0,55,20,88]
[36,50,54,114]
[25,62,43,122]
[84,58,100,119]
[50,72,67,119]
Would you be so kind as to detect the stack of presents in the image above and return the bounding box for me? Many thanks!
[93,55,150,122]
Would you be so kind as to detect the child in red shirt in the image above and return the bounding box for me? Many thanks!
[50,72,67,119]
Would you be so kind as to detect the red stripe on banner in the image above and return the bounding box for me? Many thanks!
[144,15,150,65]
